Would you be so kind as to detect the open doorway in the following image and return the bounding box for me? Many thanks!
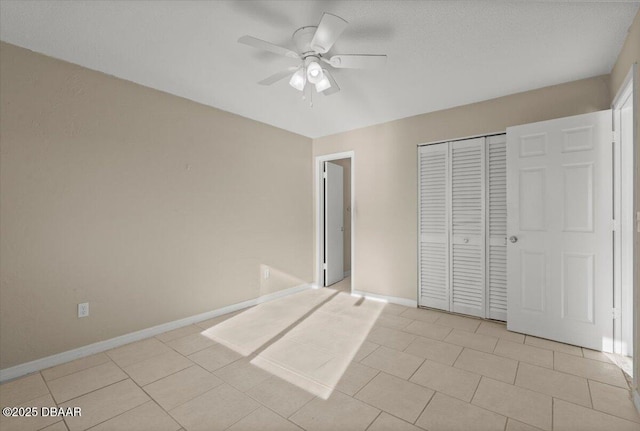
[316,152,354,293]
[612,64,636,379]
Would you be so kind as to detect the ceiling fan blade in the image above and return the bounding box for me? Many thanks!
[328,54,387,69]
[258,67,299,86]
[238,35,300,59]
[322,69,340,96]
[310,13,348,54]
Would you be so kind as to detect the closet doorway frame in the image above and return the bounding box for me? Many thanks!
[416,132,505,318]
[612,64,637,395]
[315,151,355,293]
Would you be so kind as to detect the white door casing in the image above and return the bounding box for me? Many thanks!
[613,79,635,357]
[506,110,613,351]
[324,161,344,286]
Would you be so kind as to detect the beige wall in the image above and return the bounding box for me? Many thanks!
[313,75,610,301]
[0,42,313,369]
[329,158,351,273]
[609,9,640,392]
[611,10,640,100]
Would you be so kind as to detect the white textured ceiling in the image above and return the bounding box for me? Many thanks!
[0,1,638,138]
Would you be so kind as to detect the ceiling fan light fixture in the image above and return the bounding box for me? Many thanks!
[289,68,306,91]
[315,73,332,92]
[306,61,324,84]
[239,12,386,99]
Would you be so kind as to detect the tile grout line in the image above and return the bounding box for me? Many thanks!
[83,399,166,431]
[358,338,615,412]
[41,355,113,384]
[58,355,145,407]
[363,410,382,431]
[406,358,427,382]
[244,400,304,430]
[348,365,382,399]
[552,357,630,389]
[105,340,173,365]
[356,344,380,364]
[163,338,219,358]
[213,401,261,431]
[285,392,317,420]
[62,379,149,430]
[467,377,535,427]
[149,365,238,413]
[554,397,640,427]
[33,369,67,431]
[474,355,637,422]
[587,378,640,422]
[451,344,465,365]
[412,387,437,426]
[44,360,121,395]
[135,358,201,390]
[345,368,381,400]
[146,398,182,431]
[38,370,55,404]
[52,374,129,407]
[468,372,484,405]
[350,390,420,428]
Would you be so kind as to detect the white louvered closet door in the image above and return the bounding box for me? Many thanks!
[418,144,449,310]
[486,135,507,320]
[450,138,485,317]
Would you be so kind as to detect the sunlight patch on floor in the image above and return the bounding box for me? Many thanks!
[197,278,383,399]
[199,288,335,356]
[251,290,383,399]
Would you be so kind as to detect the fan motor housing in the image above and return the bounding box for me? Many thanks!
[292,26,319,57]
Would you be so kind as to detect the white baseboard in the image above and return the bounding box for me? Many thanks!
[633,388,640,414]
[351,289,417,308]
[0,283,312,383]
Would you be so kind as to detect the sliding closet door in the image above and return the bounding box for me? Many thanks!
[486,135,507,320]
[418,143,450,310]
[450,138,486,317]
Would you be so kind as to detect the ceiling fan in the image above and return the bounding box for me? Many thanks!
[238,12,387,98]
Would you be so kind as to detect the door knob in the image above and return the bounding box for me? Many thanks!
[509,236,518,243]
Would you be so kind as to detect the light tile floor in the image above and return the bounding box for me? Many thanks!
[1,281,639,431]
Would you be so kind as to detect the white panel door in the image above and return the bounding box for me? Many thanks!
[450,138,485,317]
[486,135,507,321]
[506,110,613,351]
[418,143,449,310]
[324,161,344,286]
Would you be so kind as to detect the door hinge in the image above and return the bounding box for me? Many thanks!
[613,308,621,320]
[323,171,327,179]
[612,219,619,232]
[322,263,327,270]
[613,130,620,144]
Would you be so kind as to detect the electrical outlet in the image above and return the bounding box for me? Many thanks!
[78,302,89,318]
[264,268,270,279]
